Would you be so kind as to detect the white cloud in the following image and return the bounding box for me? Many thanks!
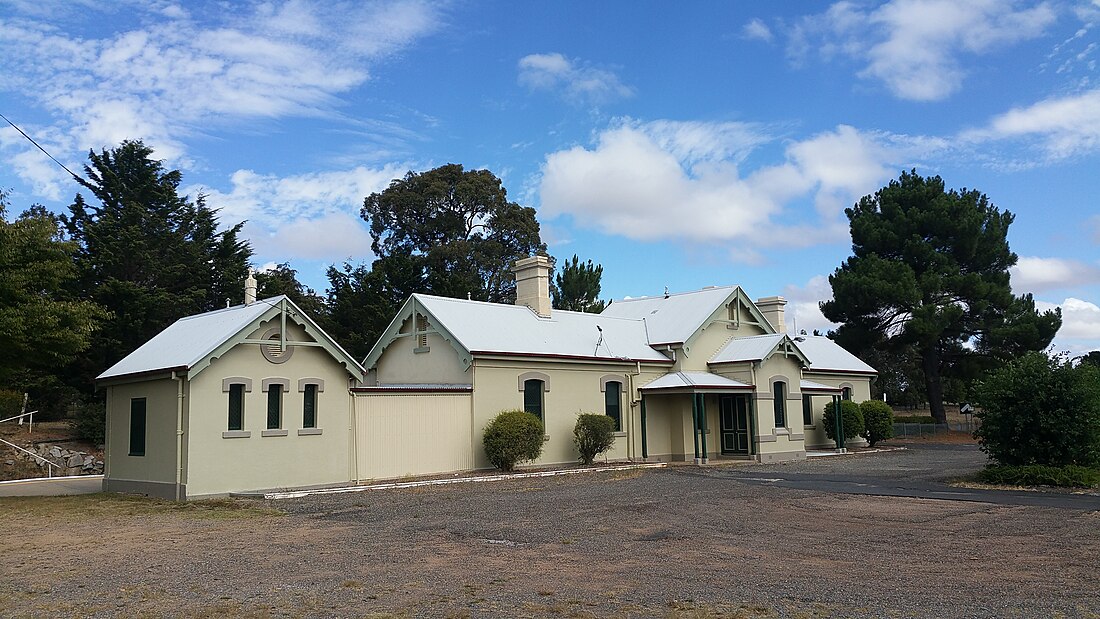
[1037,297,1100,355]
[782,275,837,335]
[0,1,440,186]
[188,163,409,264]
[538,120,933,254]
[518,52,634,105]
[742,18,773,43]
[962,89,1100,161]
[788,0,1057,101]
[1011,256,1100,293]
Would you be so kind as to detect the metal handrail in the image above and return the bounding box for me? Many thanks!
[0,436,58,478]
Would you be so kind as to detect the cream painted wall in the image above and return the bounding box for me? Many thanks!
[679,312,768,372]
[185,319,355,497]
[104,377,180,489]
[470,358,658,468]
[374,316,471,385]
[355,392,474,479]
[752,355,807,460]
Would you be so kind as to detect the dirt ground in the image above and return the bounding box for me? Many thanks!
[2,445,1098,619]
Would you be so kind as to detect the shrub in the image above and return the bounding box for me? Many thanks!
[974,352,1100,467]
[976,464,1100,488]
[822,400,864,444]
[859,400,894,447]
[893,415,937,424]
[71,398,105,445]
[573,413,616,465]
[0,389,25,419]
[482,409,544,472]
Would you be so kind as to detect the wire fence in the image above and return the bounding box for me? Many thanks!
[893,419,979,437]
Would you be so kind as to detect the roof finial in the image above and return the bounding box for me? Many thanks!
[664,286,669,299]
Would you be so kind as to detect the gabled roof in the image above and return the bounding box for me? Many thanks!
[709,333,809,365]
[640,372,753,392]
[600,285,774,345]
[362,294,672,370]
[98,296,365,383]
[795,335,877,374]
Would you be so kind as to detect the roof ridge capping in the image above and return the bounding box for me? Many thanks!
[612,284,739,303]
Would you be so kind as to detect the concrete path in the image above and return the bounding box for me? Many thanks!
[0,475,102,497]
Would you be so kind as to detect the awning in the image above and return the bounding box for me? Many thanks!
[640,372,754,394]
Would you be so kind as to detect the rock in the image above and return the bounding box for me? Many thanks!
[49,446,62,458]
[66,454,83,468]
[4,460,13,466]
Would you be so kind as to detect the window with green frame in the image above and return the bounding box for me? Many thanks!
[129,398,146,456]
[523,379,544,421]
[842,387,852,401]
[303,384,318,429]
[267,384,283,430]
[604,381,622,431]
[802,394,813,426]
[773,381,786,428]
[228,384,244,431]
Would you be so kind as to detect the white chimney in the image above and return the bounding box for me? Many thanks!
[512,255,553,318]
[756,296,787,333]
[244,268,257,305]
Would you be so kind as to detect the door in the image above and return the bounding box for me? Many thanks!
[719,395,750,455]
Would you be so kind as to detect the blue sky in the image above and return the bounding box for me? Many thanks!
[2,0,1098,355]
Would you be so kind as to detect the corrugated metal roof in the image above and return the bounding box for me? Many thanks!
[414,294,671,362]
[640,371,752,391]
[801,379,841,392]
[709,334,786,363]
[600,286,740,344]
[794,335,877,374]
[98,297,286,380]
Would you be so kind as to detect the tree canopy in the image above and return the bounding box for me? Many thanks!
[62,140,252,391]
[255,262,326,318]
[0,192,106,397]
[361,164,545,305]
[822,170,1061,423]
[552,254,606,313]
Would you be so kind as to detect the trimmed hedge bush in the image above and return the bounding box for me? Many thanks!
[894,415,937,424]
[822,400,864,444]
[859,399,894,447]
[574,413,616,465]
[976,464,1100,488]
[974,352,1100,467]
[482,409,544,472]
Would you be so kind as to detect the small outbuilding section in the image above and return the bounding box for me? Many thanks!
[97,293,365,500]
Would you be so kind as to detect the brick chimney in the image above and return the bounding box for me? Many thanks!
[756,296,786,333]
[512,255,553,318]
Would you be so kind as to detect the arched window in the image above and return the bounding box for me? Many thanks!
[523,379,544,421]
[604,381,622,431]
[842,386,853,401]
[773,381,787,428]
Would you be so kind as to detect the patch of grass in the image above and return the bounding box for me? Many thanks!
[0,493,283,520]
[975,464,1100,488]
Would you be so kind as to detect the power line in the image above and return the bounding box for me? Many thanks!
[0,112,85,184]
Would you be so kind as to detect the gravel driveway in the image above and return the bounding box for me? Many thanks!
[3,443,1098,618]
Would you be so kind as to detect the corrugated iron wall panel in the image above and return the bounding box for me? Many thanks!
[355,393,474,480]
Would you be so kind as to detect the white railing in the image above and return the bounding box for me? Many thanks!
[0,436,58,478]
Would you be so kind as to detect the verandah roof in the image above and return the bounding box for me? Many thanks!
[639,372,753,393]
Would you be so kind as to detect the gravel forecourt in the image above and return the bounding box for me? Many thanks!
[2,442,1099,618]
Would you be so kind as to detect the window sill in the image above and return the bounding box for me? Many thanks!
[298,428,323,436]
[775,428,790,435]
[804,425,816,430]
[613,431,627,438]
[261,429,288,437]
[222,431,251,439]
[413,346,430,354]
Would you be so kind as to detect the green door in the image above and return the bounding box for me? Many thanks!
[719,395,750,455]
